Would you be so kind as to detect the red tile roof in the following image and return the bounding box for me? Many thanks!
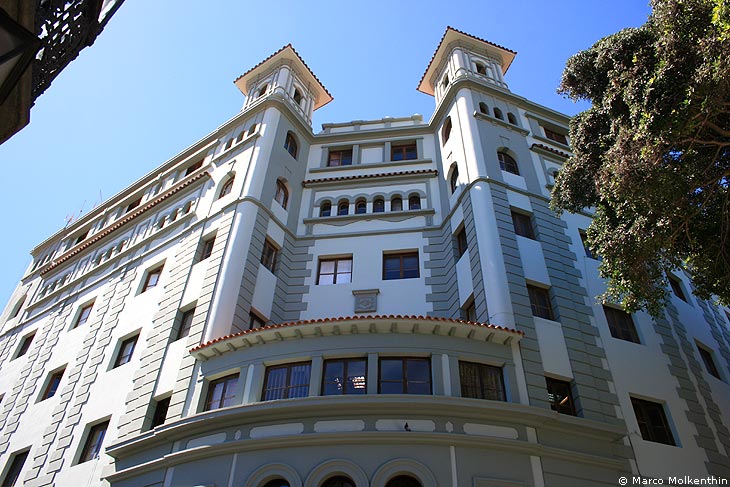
[191,314,524,353]
[531,143,571,159]
[303,169,438,186]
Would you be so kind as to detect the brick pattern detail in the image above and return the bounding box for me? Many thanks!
[661,303,730,478]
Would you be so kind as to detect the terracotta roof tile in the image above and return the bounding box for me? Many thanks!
[302,169,437,186]
[191,314,524,352]
[531,143,571,159]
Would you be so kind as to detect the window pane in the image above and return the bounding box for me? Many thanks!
[407,359,430,381]
[318,274,335,285]
[381,360,403,381]
[320,261,335,274]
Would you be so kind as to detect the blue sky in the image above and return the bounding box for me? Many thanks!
[0,0,651,306]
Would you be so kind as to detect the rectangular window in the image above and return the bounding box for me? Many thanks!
[511,211,535,239]
[114,335,139,368]
[249,310,266,330]
[177,308,195,340]
[546,377,576,415]
[603,306,640,343]
[185,160,203,176]
[327,149,353,167]
[15,332,35,359]
[463,300,477,322]
[379,357,431,394]
[391,143,417,161]
[1,450,29,487]
[204,373,239,410]
[125,197,142,213]
[142,266,163,293]
[323,358,367,395]
[543,127,568,145]
[317,257,353,285]
[697,345,721,379]
[150,396,171,428]
[262,362,311,401]
[459,361,505,401]
[456,227,468,259]
[630,397,675,446]
[78,421,109,463]
[668,275,687,301]
[73,303,94,329]
[527,285,554,320]
[199,236,215,261]
[383,252,420,280]
[41,368,65,401]
[74,231,88,245]
[579,230,595,259]
[261,239,278,273]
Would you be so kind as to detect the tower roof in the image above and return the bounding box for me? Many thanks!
[417,27,517,96]
[234,44,333,110]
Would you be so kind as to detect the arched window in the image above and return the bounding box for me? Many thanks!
[262,479,290,487]
[321,476,355,487]
[493,107,504,120]
[408,194,421,210]
[337,199,349,216]
[293,88,303,105]
[275,180,289,209]
[498,151,519,175]
[474,62,487,75]
[386,475,422,487]
[479,102,488,114]
[320,201,332,217]
[449,164,459,193]
[218,176,235,199]
[507,112,517,125]
[373,197,385,213]
[441,116,452,144]
[391,196,403,212]
[284,132,298,159]
[355,198,367,214]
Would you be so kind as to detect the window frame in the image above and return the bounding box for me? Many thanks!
[630,397,676,446]
[150,396,170,429]
[284,132,298,159]
[177,308,195,340]
[382,252,420,280]
[274,180,289,209]
[185,160,203,176]
[322,357,367,396]
[408,194,421,210]
[204,373,240,411]
[337,200,349,216]
[261,239,278,273]
[527,285,555,321]
[668,275,687,302]
[113,335,139,368]
[1,449,29,487]
[390,196,403,212]
[543,127,568,145]
[73,303,94,329]
[379,357,432,395]
[391,143,417,161]
[459,361,506,401]
[15,332,35,359]
[546,377,576,415]
[320,201,332,217]
[456,227,468,259]
[40,368,65,401]
[449,165,459,193]
[78,420,109,464]
[355,199,367,214]
[218,177,235,199]
[327,148,353,167]
[441,117,452,144]
[511,210,535,239]
[579,230,595,259]
[373,197,385,213]
[141,266,163,293]
[262,362,312,401]
[498,151,519,175]
[317,257,353,285]
[697,344,721,379]
[200,235,215,261]
[603,306,641,344]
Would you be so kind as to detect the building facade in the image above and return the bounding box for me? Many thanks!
[1,28,729,487]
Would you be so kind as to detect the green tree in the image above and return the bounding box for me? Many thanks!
[551,0,730,315]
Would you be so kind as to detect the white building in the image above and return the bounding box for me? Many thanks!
[1,27,729,487]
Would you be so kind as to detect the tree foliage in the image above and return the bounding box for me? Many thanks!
[552,0,730,315]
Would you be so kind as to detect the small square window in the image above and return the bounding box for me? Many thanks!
[511,211,535,239]
[261,239,278,273]
[630,397,675,446]
[459,361,505,401]
[527,285,554,320]
[73,303,94,329]
[322,358,367,395]
[546,377,576,415]
[327,149,353,167]
[150,396,170,429]
[177,308,195,340]
[142,266,163,293]
[78,421,109,463]
[317,257,353,285]
[114,335,139,368]
[383,252,419,280]
[668,275,687,302]
[40,368,65,401]
[603,306,640,343]
[379,357,431,394]
[1,449,29,487]
[455,227,468,259]
[262,362,311,401]
[391,143,417,161]
[14,332,35,359]
[199,236,215,261]
[697,345,721,379]
[204,373,239,410]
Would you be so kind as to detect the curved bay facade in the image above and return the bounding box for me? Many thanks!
[1,28,729,487]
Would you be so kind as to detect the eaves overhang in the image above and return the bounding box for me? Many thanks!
[190,315,524,361]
